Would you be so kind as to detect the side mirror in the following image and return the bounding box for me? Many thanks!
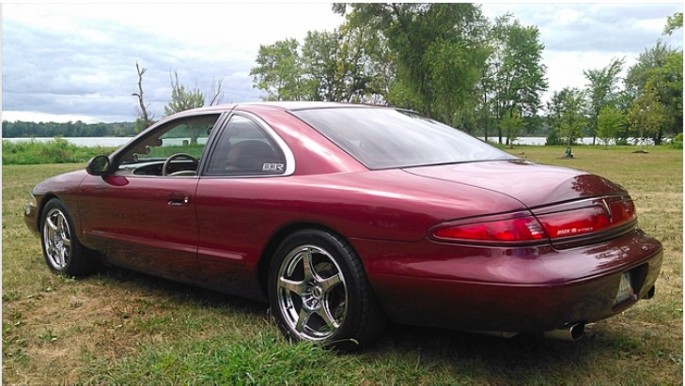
[86,155,111,176]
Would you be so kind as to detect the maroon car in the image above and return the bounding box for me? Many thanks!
[24,102,662,349]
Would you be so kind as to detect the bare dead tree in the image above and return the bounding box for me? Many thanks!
[207,76,225,106]
[132,62,154,132]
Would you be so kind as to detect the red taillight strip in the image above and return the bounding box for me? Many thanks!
[430,212,547,244]
[608,199,637,226]
[536,205,610,238]
[534,196,637,240]
[430,196,637,245]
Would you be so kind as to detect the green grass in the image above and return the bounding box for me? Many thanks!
[2,138,116,165]
[146,144,205,159]
[2,146,682,384]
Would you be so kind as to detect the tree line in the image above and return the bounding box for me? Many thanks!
[250,4,682,146]
[2,120,136,138]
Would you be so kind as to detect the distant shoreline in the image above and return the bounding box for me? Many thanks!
[2,136,658,148]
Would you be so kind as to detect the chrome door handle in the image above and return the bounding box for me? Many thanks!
[168,194,190,207]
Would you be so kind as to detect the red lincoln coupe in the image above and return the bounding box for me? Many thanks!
[24,102,662,350]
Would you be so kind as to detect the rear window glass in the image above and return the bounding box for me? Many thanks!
[292,107,514,169]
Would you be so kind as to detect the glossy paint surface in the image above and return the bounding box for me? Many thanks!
[24,102,663,333]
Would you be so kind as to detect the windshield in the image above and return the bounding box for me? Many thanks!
[292,107,515,169]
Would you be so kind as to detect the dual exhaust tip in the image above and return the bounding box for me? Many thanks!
[474,285,657,342]
[475,322,586,341]
[542,322,585,341]
[543,284,656,341]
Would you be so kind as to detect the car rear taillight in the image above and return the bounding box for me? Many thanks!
[535,198,636,239]
[431,213,546,244]
[536,206,610,238]
[430,197,637,245]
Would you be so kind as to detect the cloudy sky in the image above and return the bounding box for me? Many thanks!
[3,2,683,124]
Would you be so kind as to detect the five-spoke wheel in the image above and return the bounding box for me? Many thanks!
[42,206,72,271]
[276,244,348,341]
[268,229,385,350]
[40,199,99,276]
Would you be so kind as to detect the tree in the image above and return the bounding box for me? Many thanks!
[628,82,667,144]
[664,12,683,35]
[207,77,225,106]
[336,22,394,104]
[625,42,683,142]
[596,105,625,147]
[361,31,396,105]
[583,57,625,145]
[489,15,548,144]
[500,109,523,148]
[301,25,379,103]
[250,39,308,101]
[545,90,565,145]
[338,3,489,125]
[164,72,205,115]
[477,40,496,140]
[251,24,392,104]
[301,30,342,101]
[556,87,587,148]
[164,72,205,144]
[132,62,155,133]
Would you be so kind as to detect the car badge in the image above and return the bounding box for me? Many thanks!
[600,199,613,223]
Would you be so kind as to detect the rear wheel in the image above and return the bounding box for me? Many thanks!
[40,198,100,276]
[268,229,385,350]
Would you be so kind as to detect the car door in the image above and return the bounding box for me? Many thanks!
[194,112,294,298]
[78,113,224,282]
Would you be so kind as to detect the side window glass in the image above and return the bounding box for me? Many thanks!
[206,115,286,176]
[116,114,219,176]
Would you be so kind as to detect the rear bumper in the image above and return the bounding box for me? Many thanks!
[354,229,663,332]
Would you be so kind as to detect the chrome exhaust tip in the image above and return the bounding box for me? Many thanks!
[543,323,585,341]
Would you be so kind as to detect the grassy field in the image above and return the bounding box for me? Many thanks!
[2,146,682,384]
[2,138,117,165]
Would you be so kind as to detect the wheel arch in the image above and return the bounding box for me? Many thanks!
[36,193,61,231]
[37,193,87,248]
[259,221,387,349]
[257,222,357,297]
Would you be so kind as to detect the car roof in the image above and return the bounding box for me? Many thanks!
[238,101,375,111]
[170,101,380,117]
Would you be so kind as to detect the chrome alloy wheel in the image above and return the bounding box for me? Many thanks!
[42,207,72,271]
[276,245,348,341]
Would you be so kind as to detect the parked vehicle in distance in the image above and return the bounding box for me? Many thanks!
[25,102,662,350]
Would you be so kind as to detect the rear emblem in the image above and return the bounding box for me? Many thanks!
[600,199,612,222]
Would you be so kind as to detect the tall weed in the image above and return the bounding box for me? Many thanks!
[2,138,115,165]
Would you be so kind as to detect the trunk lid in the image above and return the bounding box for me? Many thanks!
[406,160,636,247]
[404,159,628,207]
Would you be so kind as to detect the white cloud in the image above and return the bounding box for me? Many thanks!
[481,2,682,105]
[3,3,345,123]
[2,2,682,123]
[543,50,637,93]
[554,8,582,26]
[2,111,102,124]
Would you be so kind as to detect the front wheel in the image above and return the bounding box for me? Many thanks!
[268,229,385,350]
[40,198,100,276]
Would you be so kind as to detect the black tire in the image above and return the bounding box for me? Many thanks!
[40,198,100,276]
[268,229,385,350]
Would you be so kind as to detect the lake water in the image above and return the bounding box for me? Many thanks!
[2,136,653,147]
